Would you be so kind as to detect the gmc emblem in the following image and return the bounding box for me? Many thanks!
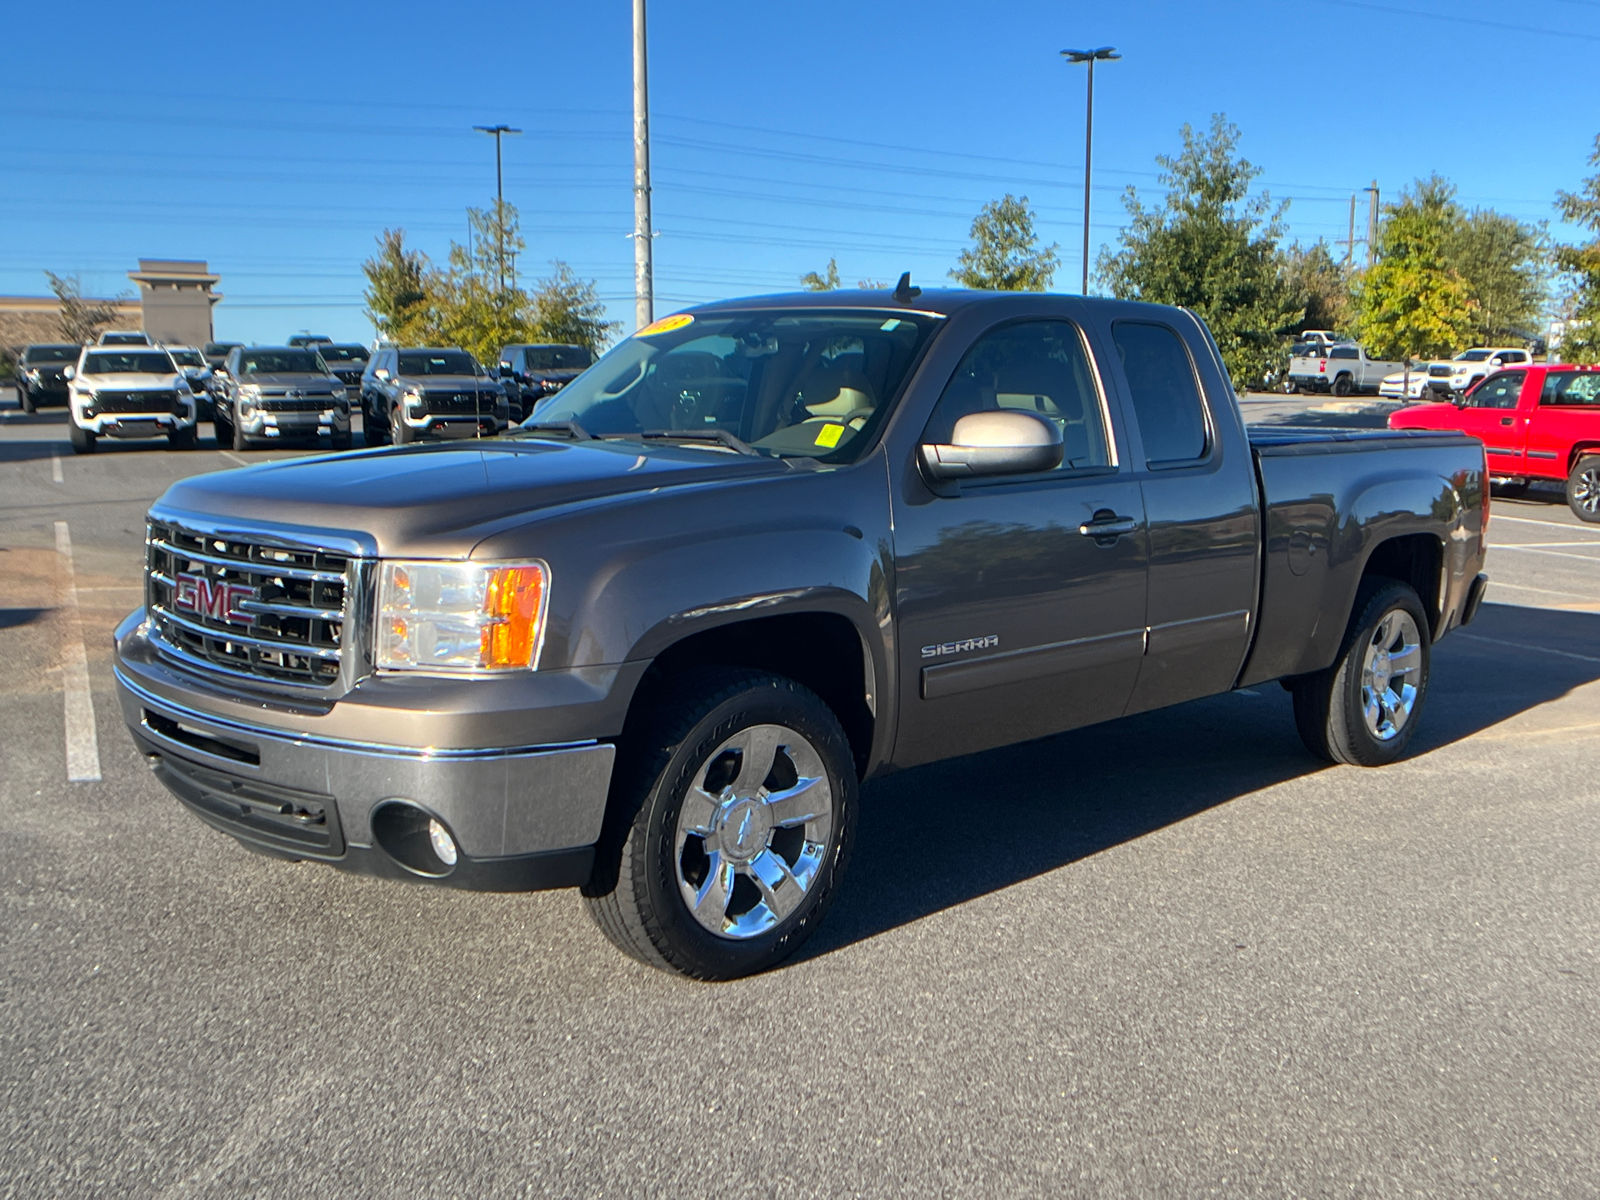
[174,572,255,627]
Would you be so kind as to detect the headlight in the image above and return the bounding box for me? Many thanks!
[376,560,549,672]
[404,387,425,409]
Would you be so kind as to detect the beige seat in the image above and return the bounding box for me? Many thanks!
[799,368,877,429]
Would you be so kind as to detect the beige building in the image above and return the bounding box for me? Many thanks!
[1,259,221,350]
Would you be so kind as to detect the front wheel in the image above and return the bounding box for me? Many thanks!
[19,388,36,414]
[1292,578,1430,766]
[167,425,197,450]
[68,422,95,455]
[391,407,415,444]
[584,669,857,980]
[231,417,252,452]
[1568,454,1600,523]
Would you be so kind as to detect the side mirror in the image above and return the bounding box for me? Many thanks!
[919,410,1064,480]
[62,365,75,380]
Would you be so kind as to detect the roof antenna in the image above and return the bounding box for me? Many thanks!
[893,272,921,303]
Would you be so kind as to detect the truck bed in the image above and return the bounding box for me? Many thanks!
[1239,425,1487,686]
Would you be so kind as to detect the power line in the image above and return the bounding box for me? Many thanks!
[1305,0,1600,41]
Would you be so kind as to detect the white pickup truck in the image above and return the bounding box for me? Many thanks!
[1287,343,1405,396]
[1422,347,1534,399]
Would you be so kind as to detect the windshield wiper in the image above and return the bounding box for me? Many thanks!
[638,428,762,457]
[515,419,595,441]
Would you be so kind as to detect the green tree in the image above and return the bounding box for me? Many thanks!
[1354,180,1478,361]
[1097,115,1301,391]
[1555,135,1600,363]
[1445,206,1548,343]
[45,271,125,344]
[361,229,435,343]
[526,261,620,351]
[1281,241,1353,335]
[801,258,841,291]
[950,195,1059,291]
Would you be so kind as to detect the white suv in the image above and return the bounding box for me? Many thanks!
[1426,347,1533,398]
[65,345,199,454]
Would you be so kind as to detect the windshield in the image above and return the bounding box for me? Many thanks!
[239,349,324,375]
[527,309,938,461]
[398,350,478,376]
[204,343,240,357]
[100,333,149,345]
[169,350,205,367]
[1458,350,1492,362]
[83,351,174,375]
[524,346,593,371]
[319,344,369,363]
[26,345,80,363]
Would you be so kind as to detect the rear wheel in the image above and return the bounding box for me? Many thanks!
[68,422,95,455]
[1332,373,1353,397]
[1292,578,1430,766]
[584,669,857,980]
[1568,454,1600,523]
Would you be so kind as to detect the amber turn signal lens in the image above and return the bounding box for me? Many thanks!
[480,565,548,669]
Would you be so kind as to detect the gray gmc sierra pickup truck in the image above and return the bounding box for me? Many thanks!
[114,287,1490,979]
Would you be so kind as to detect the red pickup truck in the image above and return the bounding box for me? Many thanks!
[1389,364,1600,522]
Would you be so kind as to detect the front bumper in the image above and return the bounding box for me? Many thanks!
[238,407,351,439]
[115,616,619,892]
[77,410,197,437]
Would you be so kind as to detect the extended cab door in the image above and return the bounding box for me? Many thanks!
[890,317,1148,767]
[1453,370,1533,473]
[1104,315,1261,714]
[1525,367,1600,481]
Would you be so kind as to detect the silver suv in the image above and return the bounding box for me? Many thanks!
[66,346,198,453]
[212,345,352,452]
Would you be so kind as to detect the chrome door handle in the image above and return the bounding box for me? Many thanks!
[1079,516,1140,538]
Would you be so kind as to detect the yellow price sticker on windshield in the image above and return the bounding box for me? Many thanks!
[636,313,694,337]
[813,424,845,448]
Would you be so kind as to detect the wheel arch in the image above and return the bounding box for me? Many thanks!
[1566,441,1600,474]
[1357,531,1444,638]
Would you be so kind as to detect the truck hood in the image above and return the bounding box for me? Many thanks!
[241,372,341,390]
[152,437,791,557]
[82,372,178,389]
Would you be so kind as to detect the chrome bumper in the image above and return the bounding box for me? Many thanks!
[116,664,615,889]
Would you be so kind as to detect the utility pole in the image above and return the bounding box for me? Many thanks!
[1364,181,1380,270]
[1343,194,1357,269]
[1061,46,1120,296]
[473,124,522,293]
[632,0,655,330]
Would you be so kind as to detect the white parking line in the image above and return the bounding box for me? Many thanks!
[1487,545,1600,564]
[55,522,102,783]
[220,451,249,467]
[1489,541,1600,549]
[51,454,63,484]
[1492,514,1600,535]
[1489,579,1593,599]
[1456,632,1600,665]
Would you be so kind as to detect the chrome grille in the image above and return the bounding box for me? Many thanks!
[1429,365,1452,378]
[146,519,351,689]
[423,390,484,414]
[258,396,334,412]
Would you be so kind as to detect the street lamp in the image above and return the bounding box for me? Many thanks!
[473,123,522,292]
[1060,46,1119,296]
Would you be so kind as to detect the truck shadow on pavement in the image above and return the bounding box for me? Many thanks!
[805,601,1600,960]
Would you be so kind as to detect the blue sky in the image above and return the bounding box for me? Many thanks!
[3,0,1595,344]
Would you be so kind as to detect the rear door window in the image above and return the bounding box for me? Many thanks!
[1540,371,1600,407]
[1110,321,1209,465]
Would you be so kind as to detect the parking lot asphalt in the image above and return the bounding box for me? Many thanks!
[2,392,1597,1197]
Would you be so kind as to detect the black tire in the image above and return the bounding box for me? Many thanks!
[1568,454,1600,523]
[68,422,95,455]
[167,425,197,450]
[19,387,36,414]
[1331,373,1353,398]
[1292,578,1431,767]
[1492,479,1530,501]
[392,407,415,444]
[583,668,858,980]
[232,416,251,452]
[330,429,353,451]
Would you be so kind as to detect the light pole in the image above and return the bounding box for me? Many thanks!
[473,123,522,292]
[632,0,655,330]
[1060,46,1119,296]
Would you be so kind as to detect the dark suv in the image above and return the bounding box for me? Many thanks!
[499,343,594,421]
[212,346,352,451]
[361,346,510,444]
[316,343,371,394]
[13,343,81,411]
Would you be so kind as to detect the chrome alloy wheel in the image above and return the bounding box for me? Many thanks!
[1360,610,1423,741]
[1574,463,1600,517]
[673,724,834,940]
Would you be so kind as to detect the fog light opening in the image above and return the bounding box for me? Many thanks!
[428,818,458,866]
